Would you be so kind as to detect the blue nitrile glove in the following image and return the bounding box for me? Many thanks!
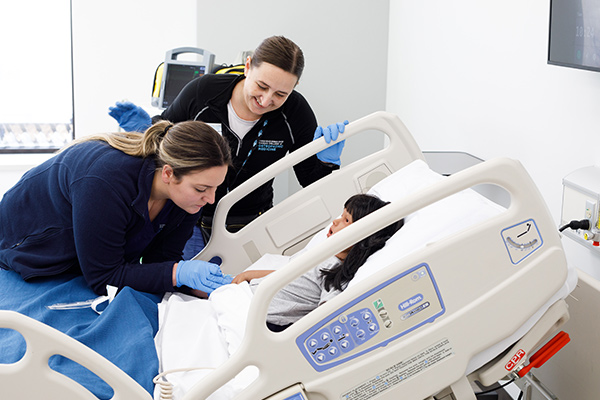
[175,260,233,294]
[108,101,152,132]
[313,120,349,165]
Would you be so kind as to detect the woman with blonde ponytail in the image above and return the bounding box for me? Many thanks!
[0,120,234,296]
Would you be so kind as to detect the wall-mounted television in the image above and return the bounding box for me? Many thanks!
[548,0,600,72]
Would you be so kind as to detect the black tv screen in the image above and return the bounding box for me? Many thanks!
[549,0,600,72]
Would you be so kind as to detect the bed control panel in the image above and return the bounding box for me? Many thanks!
[296,263,445,372]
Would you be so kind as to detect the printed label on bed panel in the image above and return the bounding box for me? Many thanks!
[505,349,526,371]
[399,293,424,311]
[339,338,454,400]
[501,219,543,265]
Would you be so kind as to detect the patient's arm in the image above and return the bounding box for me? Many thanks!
[232,270,274,284]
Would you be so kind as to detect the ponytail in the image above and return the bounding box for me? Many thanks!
[60,120,231,177]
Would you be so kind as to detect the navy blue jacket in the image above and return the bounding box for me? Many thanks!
[0,141,197,295]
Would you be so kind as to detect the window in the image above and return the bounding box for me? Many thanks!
[0,0,73,153]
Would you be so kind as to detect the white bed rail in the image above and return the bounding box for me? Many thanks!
[195,111,425,274]
[183,157,569,400]
[0,310,152,400]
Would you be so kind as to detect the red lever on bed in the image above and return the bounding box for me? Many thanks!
[517,331,570,378]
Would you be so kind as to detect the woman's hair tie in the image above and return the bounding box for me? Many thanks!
[160,124,174,138]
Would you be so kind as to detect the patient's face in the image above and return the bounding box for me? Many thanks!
[327,209,354,238]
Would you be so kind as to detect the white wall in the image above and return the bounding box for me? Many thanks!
[194,0,390,198]
[387,0,600,223]
[71,0,199,137]
[195,0,389,129]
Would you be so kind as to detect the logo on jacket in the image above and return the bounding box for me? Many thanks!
[257,139,284,152]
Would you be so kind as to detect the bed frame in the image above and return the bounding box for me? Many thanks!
[0,112,572,400]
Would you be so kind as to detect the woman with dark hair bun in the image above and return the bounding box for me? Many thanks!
[109,36,348,258]
[0,120,233,296]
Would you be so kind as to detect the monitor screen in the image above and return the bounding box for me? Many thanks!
[162,64,206,107]
[549,0,600,72]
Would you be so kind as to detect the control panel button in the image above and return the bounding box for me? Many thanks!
[304,308,380,364]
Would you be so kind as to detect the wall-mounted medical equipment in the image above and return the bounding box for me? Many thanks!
[151,47,215,109]
[560,166,600,248]
[548,0,600,73]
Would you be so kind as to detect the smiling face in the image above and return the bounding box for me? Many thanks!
[327,208,354,238]
[240,58,298,120]
[162,164,228,214]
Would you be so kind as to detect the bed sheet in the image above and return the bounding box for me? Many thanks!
[0,269,161,399]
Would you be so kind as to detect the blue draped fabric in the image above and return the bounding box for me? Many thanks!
[0,269,160,399]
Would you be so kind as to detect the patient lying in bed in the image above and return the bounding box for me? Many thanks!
[155,194,403,399]
[155,194,404,399]
[231,194,404,331]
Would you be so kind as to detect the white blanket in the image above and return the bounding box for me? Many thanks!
[154,283,258,400]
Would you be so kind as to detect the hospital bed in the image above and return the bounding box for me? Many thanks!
[0,111,574,400]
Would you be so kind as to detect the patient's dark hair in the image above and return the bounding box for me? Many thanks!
[321,194,404,292]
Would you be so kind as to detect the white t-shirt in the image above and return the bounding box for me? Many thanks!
[227,100,258,140]
[249,256,343,326]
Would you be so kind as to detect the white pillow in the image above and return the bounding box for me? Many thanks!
[368,159,443,204]
[305,159,442,251]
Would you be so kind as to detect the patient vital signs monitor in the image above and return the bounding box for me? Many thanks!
[152,47,215,109]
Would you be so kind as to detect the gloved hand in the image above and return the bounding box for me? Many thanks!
[175,260,233,294]
[313,120,349,165]
[108,101,152,132]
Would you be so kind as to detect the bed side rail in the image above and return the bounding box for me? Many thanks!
[195,111,425,274]
[182,157,569,400]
